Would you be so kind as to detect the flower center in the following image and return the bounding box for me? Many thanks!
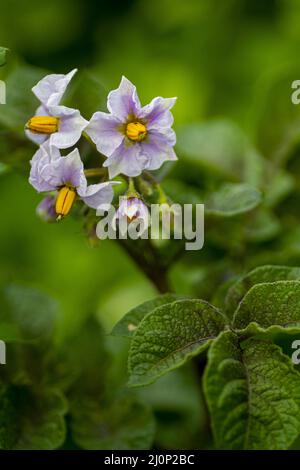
[26,116,60,134]
[126,122,147,142]
[55,186,76,219]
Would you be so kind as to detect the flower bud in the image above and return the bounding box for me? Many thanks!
[113,197,149,237]
[36,196,57,223]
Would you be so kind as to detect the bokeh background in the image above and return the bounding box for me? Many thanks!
[1,0,300,340]
[1,0,300,450]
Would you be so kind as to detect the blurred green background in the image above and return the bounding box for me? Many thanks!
[1,0,300,340]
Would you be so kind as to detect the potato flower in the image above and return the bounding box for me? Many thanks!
[29,142,117,219]
[85,76,177,178]
[25,69,88,149]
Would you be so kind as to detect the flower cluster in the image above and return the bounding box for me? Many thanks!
[26,70,177,220]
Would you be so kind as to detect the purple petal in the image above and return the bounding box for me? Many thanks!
[25,103,87,148]
[32,69,77,107]
[48,105,88,149]
[26,129,48,146]
[148,127,176,146]
[41,148,84,189]
[78,181,118,210]
[107,76,141,120]
[29,143,61,192]
[36,195,57,222]
[114,196,149,233]
[36,104,49,115]
[139,96,177,129]
[141,130,177,171]
[117,197,149,220]
[85,111,123,156]
[103,140,147,178]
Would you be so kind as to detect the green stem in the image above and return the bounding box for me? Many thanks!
[84,168,107,178]
[82,131,93,145]
[118,238,172,294]
[143,172,169,204]
[127,177,138,197]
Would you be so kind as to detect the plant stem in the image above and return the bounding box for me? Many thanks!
[84,168,107,178]
[118,238,172,294]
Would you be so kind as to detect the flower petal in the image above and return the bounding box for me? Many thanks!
[29,142,61,192]
[103,140,147,178]
[117,197,149,220]
[25,104,50,146]
[85,111,123,156]
[78,181,118,210]
[41,148,84,189]
[149,127,177,146]
[139,96,177,129]
[32,69,77,107]
[25,103,87,148]
[114,196,149,234]
[48,105,88,149]
[107,76,141,120]
[141,130,177,171]
[25,129,48,146]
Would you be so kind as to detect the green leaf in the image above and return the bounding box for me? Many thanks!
[4,284,58,340]
[0,383,67,450]
[0,47,8,66]
[162,181,262,219]
[244,209,280,243]
[137,366,211,449]
[176,120,265,184]
[70,395,155,450]
[162,179,204,205]
[205,183,262,218]
[48,317,111,393]
[232,280,300,332]
[204,331,300,449]
[63,318,155,450]
[225,265,300,317]
[128,299,227,387]
[264,170,295,209]
[112,294,185,337]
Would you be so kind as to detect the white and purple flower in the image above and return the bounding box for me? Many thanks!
[116,197,149,222]
[29,142,117,218]
[85,76,177,178]
[25,69,88,149]
[113,196,149,236]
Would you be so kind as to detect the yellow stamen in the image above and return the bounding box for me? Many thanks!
[26,116,60,134]
[126,122,147,142]
[55,186,76,219]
